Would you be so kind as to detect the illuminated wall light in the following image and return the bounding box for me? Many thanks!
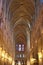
[30,58,36,64]
[38,52,42,62]
[2,50,5,58]
[1,50,5,61]
[8,56,12,63]
[0,47,13,64]
[5,53,8,59]
[38,52,42,59]
[12,60,15,65]
[4,53,8,62]
[18,61,21,65]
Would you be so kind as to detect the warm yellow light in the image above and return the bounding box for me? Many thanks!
[30,58,36,64]
[38,52,42,62]
[4,53,8,62]
[0,47,13,63]
[8,56,12,63]
[5,53,8,59]
[38,52,42,59]
[0,47,2,56]
[0,47,2,50]
[2,50,5,58]
[12,61,15,65]
[18,61,21,65]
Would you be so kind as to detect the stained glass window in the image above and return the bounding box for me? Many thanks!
[16,44,18,51]
[16,44,24,51]
[22,44,24,51]
[19,44,21,51]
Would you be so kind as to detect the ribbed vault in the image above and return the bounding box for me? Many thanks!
[9,0,35,60]
[9,0,35,26]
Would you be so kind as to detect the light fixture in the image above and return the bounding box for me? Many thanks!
[1,50,5,61]
[0,47,13,64]
[38,52,42,62]
[4,53,8,62]
[12,60,15,65]
[30,58,36,64]
[18,61,21,65]
[8,56,12,63]
[2,50,5,58]
[38,52,42,59]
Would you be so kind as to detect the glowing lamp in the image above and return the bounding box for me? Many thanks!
[38,52,42,59]
[2,50,5,58]
[8,56,12,63]
[30,58,36,64]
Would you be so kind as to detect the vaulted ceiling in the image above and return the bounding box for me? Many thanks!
[9,0,35,25]
[9,0,35,56]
